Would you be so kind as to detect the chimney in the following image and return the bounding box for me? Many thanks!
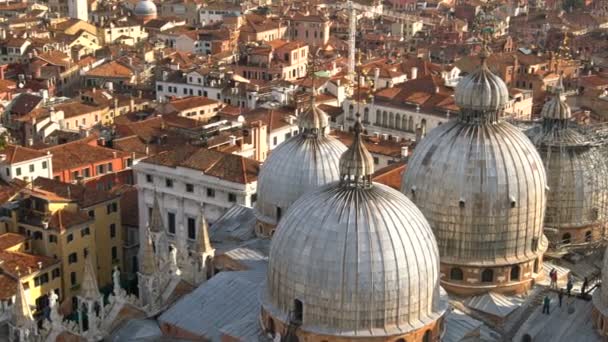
[98,137,106,146]
[145,145,150,155]
[410,66,418,80]
[26,137,33,146]
[382,133,388,141]
[229,135,236,146]
[401,146,409,158]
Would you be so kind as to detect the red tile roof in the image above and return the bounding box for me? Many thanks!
[0,144,48,164]
[43,140,130,172]
[141,145,260,184]
[0,233,25,251]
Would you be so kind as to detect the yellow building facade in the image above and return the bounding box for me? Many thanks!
[5,178,123,312]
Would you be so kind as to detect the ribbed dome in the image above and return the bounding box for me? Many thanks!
[254,104,346,226]
[262,182,447,337]
[455,51,509,115]
[134,0,157,16]
[527,77,608,232]
[402,54,548,266]
[540,77,571,121]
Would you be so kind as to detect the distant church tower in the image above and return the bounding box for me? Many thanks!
[68,0,88,21]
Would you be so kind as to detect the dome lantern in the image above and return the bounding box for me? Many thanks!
[540,75,571,125]
[338,116,374,188]
[454,42,509,123]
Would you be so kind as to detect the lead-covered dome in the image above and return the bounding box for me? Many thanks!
[454,49,509,113]
[254,90,346,230]
[527,77,608,237]
[134,0,157,16]
[402,48,548,266]
[262,119,447,337]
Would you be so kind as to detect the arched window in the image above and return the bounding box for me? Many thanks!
[481,269,493,283]
[408,116,414,131]
[382,111,388,127]
[389,112,395,128]
[375,110,381,125]
[267,317,275,335]
[293,299,303,323]
[511,265,520,281]
[585,230,592,242]
[363,107,369,122]
[395,113,401,130]
[401,115,408,131]
[423,330,432,342]
[534,258,540,273]
[451,268,463,281]
[562,233,571,244]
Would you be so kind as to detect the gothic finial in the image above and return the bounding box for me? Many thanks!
[197,210,213,254]
[140,228,158,275]
[80,254,101,301]
[149,194,164,233]
[13,277,34,328]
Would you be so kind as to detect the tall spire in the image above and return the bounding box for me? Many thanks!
[197,211,213,254]
[140,229,158,275]
[339,114,374,188]
[298,49,328,135]
[149,194,164,233]
[80,255,101,301]
[12,275,34,328]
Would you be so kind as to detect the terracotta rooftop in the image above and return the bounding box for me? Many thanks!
[141,145,260,184]
[43,140,130,172]
[85,60,133,78]
[30,177,119,208]
[372,162,406,190]
[0,233,25,251]
[48,209,92,232]
[0,144,48,164]
[168,96,219,111]
[0,250,59,278]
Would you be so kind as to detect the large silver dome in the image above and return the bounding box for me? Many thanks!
[527,77,608,239]
[402,50,548,266]
[262,119,447,337]
[254,92,346,228]
[134,0,157,16]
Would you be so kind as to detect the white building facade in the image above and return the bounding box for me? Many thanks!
[133,155,257,253]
